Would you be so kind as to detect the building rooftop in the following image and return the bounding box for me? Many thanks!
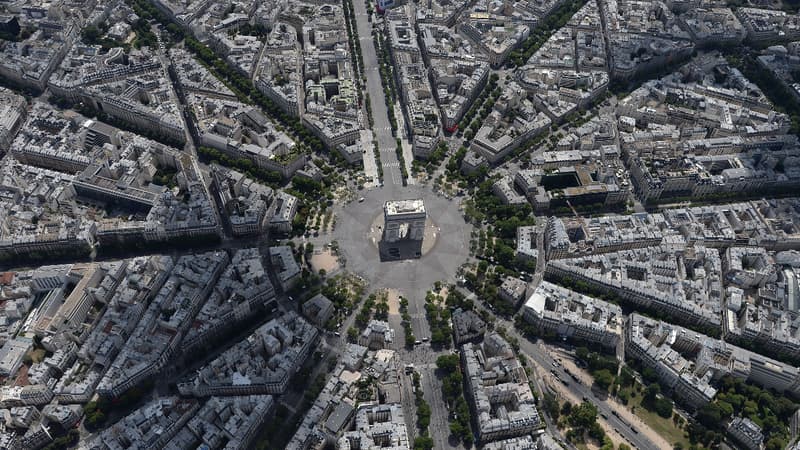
[178,311,318,397]
[463,333,540,442]
[337,403,410,450]
[385,199,426,217]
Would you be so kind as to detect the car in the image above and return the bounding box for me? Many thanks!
[630,426,639,434]
[422,337,429,342]
[334,332,340,337]
[415,340,422,345]
[582,396,588,402]
[358,197,365,202]
[600,413,608,420]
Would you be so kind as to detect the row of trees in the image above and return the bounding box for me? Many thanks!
[197,146,282,185]
[461,85,502,142]
[341,0,365,82]
[457,73,499,136]
[508,0,589,67]
[400,296,415,346]
[396,138,408,185]
[182,37,324,152]
[424,291,453,347]
[445,145,468,177]
[435,354,474,446]
[372,139,384,182]
[412,372,435,450]
[373,31,401,135]
[354,292,388,328]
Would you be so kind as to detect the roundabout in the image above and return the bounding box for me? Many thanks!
[332,184,472,299]
[367,213,439,258]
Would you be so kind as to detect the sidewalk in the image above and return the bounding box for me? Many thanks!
[360,129,380,188]
[393,98,416,185]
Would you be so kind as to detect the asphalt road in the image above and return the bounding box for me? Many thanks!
[394,343,463,450]
[326,179,472,448]
[331,185,471,337]
[498,317,661,450]
[351,0,403,187]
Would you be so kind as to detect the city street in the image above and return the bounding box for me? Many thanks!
[351,0,404,188]
[331,184,471,338]
[497,315,663,450]
[321,179,472,448]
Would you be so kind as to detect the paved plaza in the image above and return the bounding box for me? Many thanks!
[333,184,472,307]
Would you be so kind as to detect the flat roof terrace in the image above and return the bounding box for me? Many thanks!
[384,199,426,217]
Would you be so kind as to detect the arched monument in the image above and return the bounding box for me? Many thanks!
[379,199,426,261]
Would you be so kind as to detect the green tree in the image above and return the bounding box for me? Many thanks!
[644,383,661,401]
[593,369,615,392]
[543,392,560,419]
[716,400,734,418]
[417,401,431,429]
[618,366,635,387]
[642,366,658,382]
[654,398,673,418]
[436,354,460,373]
[617,388,631,404]
[82,25,101,43]
[413,436,434,450]
[766,437,787,450]
[569,402,598,429]
[589,421,606,440]
[697,403,723,428]
[347,326,358,342]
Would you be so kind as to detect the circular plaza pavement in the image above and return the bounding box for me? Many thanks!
[332,184,472,299]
